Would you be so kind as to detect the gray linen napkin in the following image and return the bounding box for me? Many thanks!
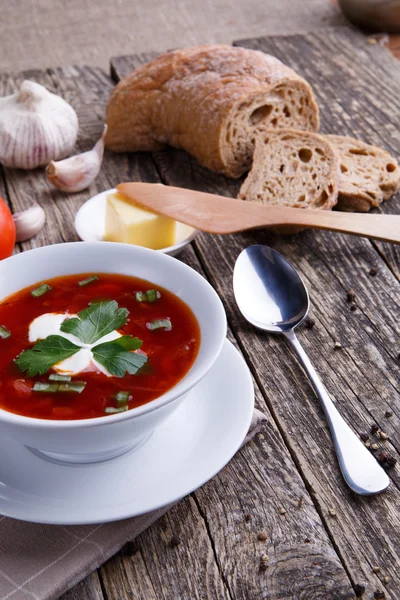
[0,409,266,600]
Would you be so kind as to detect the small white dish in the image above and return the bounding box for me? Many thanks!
[0,340,254,525]
[74,188,197,257]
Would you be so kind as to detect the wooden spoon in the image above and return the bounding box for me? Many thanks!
[117,183,400,244]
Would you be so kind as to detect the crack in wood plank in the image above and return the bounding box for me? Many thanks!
[191,494,234,600]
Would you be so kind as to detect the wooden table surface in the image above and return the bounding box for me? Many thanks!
[2,25,400,600]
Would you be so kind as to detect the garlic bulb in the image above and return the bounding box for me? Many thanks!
[46,125,107,193]
[13,204,46,242]
[0,80,78,170]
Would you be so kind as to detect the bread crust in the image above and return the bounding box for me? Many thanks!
[106,45,319,178]
[325,135,400,212]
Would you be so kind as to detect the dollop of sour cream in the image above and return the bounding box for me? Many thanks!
[29,313,121,376]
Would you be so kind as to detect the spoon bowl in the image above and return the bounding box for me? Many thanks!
[233,245,309,333]
[233,244,389,495]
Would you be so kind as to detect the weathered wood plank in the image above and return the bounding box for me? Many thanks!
[108,53,363,599]
[101,497,232,600]
[59,572,104,600]
[152,158,400,600]
[98,239,354,600]
[1,58,355,599]
[110,35,400,597]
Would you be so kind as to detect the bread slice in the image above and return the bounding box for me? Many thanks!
[239,130,339,211]
[324,135,400,212]
[106,45,319,178]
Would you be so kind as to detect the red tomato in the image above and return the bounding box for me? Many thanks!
[0,196,15,260]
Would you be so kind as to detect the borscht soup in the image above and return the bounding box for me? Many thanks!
[0,273,200,420]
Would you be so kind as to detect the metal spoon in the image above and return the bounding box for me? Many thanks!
[233,244,389,495]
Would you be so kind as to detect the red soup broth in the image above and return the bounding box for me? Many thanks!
[0,273,200,420]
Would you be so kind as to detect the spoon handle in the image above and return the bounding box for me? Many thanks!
[284,329,389,495]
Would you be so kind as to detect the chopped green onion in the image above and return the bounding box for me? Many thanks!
[33,380,86,393]
[146,318,172,331]
[49,373,71,382]
[135,290,161,303]
[58,381,86,393]
[105,406,129,414]
[33,382,59,393]
[78,275,99,287]
[146,289,159,303]
[115,391,130,405]
[31,283,52,297]
[0,325,11,339]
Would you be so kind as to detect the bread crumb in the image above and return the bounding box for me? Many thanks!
[372,566,380,574]
[305,316,315,329]
[260,553,269,570]
[354,583,365,597]
[346,289,356,302]
[169,535,180,548]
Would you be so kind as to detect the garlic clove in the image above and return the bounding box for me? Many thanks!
[13,204,46,242]
[0,80,79,170]
[46,125,107,193]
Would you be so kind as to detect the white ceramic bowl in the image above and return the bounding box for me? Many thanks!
[0,242,227,464]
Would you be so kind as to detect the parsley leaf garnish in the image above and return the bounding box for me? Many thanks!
[15,302,147,379]
[14,335,81,377]
[60,300,129,345]
[92,335,147,377]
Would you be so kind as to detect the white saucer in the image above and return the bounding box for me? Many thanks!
[0,340,254,525]
[74,188,197,257]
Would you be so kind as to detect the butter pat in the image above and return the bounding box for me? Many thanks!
[104,192,176,250]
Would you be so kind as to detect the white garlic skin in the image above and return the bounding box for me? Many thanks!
[13,204,46,242]
[46,125,107,193]
[0,80,79,170]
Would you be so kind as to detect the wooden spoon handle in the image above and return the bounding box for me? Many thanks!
[264,206,400,244]
[117,183,400,244]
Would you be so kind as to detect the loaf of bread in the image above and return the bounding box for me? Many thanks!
[324,135,400,212]
[239,130,339,210]
[106,45,319,178]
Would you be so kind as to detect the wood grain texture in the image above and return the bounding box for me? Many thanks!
[98,246,354,600]
[59,572,104,600]
[0,58,354,599]
[110,32,400,597]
